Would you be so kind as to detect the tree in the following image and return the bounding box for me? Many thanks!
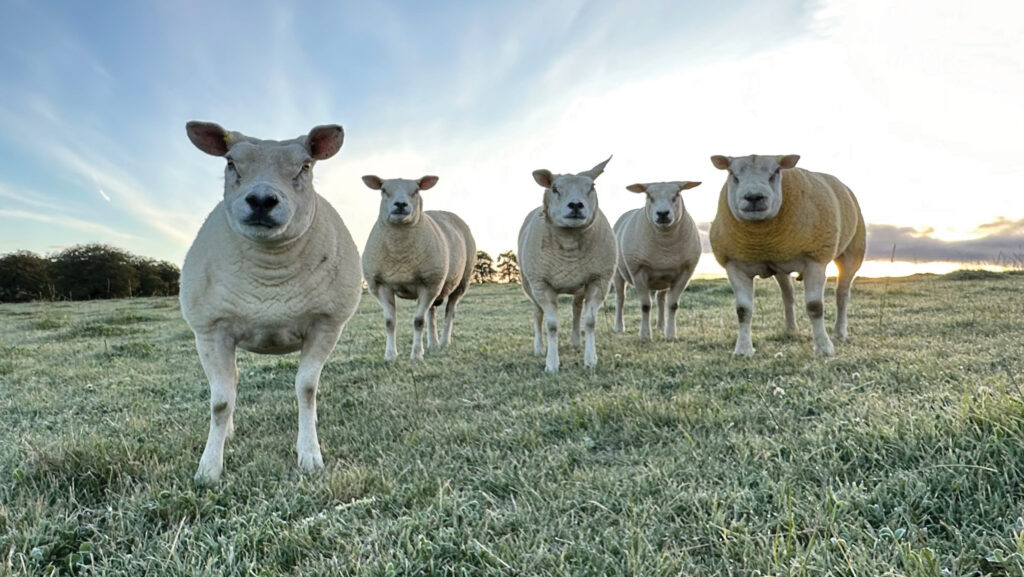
[496,250,520,284]
[472,250,495,283]
[132,257,181,296]
[0,251,52,302]
[50,244,139,300]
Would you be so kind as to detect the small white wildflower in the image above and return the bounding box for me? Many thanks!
[773,386,785,397]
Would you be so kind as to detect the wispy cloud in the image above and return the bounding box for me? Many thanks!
[866,220,1024,263]
[0,209,134,241]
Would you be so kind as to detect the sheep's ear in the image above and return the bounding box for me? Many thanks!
[777,154,800,169]
[307,125,344,160]
[578,155,612,180]
[418,175,439,190]
[675,181,701,191]
[532,169,554,188]
[626,183,647,193]
[710,155,731,170]
[362,175,383,190]
[186,121,231,157]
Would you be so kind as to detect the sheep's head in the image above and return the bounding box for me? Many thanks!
[362,175,438,226]
[626,181,701,230]
[711,154,799,222]
[186,121,343,245]
[533,156,611,229]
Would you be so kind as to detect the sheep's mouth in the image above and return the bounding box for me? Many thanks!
[243,215,281,228]
[655,215,673,225]
[742,201,768,214]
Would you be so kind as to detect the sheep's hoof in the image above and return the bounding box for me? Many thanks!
[194,462,222,485]
[612,324,623,333]
[545,360,559,373]
[814,342,835,357]
[297,450,325,473]
[732,345,755,357]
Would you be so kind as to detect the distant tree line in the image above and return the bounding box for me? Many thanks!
[0,244,180,302]
[472,250,520,284]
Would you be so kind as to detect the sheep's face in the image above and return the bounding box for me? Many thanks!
[533,156,612,229]
[711,154,799,222]
[186,122,344,245]
[626,181,701,230]
[363,175,438,226]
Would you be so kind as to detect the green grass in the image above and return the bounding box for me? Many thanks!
[1,272,1024,576]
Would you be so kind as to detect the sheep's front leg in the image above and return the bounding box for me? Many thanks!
[410,286,434,360]
[664,266,695,340]
[582,282,606,368]
[570,295,584,349]
[294,322,343,473]
[194,332,238,483]
[802,262,835,356]
[612,273,626,333]
[375,286,398,363]
[532,287,561,372]
[725,263,756,356]
[632,271,653,341]
[775,273,797,334]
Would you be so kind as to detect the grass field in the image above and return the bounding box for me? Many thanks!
[1,271,1023,576]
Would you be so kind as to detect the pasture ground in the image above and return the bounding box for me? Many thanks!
[1,271,1023,576]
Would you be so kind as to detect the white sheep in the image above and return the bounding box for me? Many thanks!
[709,154,866,357]
[361,175,476,362]
[518,157,617,372]
[181,121,362,483]
[612,180,702,340]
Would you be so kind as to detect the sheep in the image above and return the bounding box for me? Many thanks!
[708,154,866,357]
[518,157,617,372]
[360,175,476,362]
[612,180,702,341]
[180,121,363,483]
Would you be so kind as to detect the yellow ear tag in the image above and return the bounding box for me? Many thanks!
[224,133,232,145]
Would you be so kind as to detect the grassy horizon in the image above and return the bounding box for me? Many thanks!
[1,271,1023,575]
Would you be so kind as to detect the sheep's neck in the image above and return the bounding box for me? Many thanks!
[544,219,596,253]
[229,203,322,287]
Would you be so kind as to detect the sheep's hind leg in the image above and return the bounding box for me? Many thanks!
[410,286,435,361]
[655,290,667,335]
[664,265,695,340]
[802,262,834,356]
[612,273,626,333]
[725,263,756,356]
[775,273,797,335]
[294,321,343,473]
[833,249,862,342]
[531,303,545,356]
[194,333,238,483]
[426,305,439,349]
[441,281,468,347]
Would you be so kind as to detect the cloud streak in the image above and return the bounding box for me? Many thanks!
[865,220,1024,264]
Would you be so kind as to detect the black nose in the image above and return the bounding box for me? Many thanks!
[393,201,408,211]
[567,201,584,211]
[245,193,279,213]
[656,211,671,222]
[743,193,766,204]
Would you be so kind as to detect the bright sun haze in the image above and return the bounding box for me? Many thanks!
[0,0,1022,277]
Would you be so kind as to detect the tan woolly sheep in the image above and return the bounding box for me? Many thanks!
[181,121,362,483]
[612,180,702,340]
[361,175,476,362]
[518,157,617,372]
[709,154,866,357]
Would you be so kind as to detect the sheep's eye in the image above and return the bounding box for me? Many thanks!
[226,159,236,172]
[588,185,595,195]
[301,161,312,172]
[551,185,560,195]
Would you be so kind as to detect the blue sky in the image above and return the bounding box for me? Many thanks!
[1,0,1022,275]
